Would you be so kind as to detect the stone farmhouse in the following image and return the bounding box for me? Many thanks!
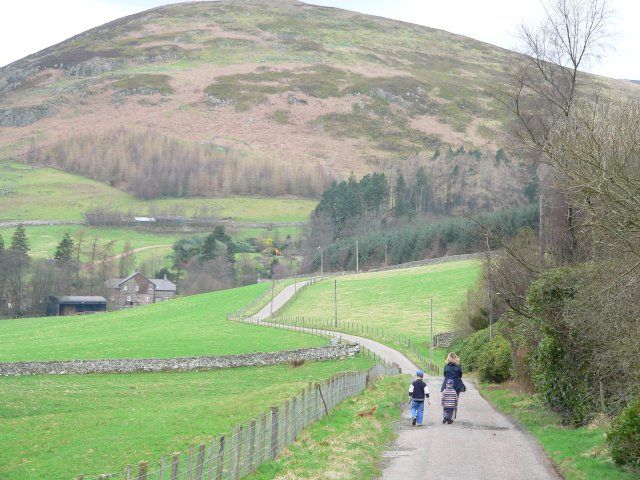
[104,272,176,309]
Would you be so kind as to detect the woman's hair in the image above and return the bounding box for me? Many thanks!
[445,352,460,365]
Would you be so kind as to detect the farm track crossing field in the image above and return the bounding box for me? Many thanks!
[280,260,482,338]
[0,358,374,480]
[0,283,326,362]
[0,162,316,222]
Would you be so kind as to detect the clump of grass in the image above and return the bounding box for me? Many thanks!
[112,74,174,94]
[271,109,290,124]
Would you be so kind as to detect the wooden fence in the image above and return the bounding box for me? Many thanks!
[77,361,400,480]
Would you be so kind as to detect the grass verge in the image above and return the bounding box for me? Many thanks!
[479,383,636,480]
[247,375,408,480]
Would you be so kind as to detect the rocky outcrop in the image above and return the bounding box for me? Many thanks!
[0,344,360,376]
[0,64,40,94]
[0,104,55,127]
[65,58,126,77]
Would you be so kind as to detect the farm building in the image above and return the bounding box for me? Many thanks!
[46,296,107,316]
[104,271,177,309]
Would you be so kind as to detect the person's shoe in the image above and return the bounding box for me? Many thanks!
[412,416,417,426]
[442,418,447,424]
[417,423,423,427]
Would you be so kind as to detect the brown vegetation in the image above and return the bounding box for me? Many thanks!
[28,129,335,199]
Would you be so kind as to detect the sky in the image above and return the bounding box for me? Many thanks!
[1,0,638,79]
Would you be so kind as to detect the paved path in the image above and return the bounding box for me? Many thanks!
[251,279,560,480]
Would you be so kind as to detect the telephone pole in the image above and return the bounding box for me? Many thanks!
[334,280,338,327]
[429,297,434,365]
[355,240,359,273]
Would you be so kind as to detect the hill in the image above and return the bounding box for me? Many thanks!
[3,0,637,211]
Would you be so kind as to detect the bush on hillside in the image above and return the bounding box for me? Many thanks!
[478,334,512,383]
[608,400,640,470]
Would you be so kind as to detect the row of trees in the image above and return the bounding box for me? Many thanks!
[27,129,336,199]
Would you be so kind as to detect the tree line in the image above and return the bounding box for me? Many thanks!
[26,129,335,199]
[451,0,639,470]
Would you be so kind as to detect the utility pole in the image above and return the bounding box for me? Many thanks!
[488,285,494,340]
[270,280,275,318]
[334,280,338,327]
[320,247,324,277]
[355,240,359,274]
[467,290,471,325]
[429,298,434,365]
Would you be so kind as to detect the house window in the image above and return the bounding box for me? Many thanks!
[146,296,150,302]
[136,295,140,301]
[110,296,115,301]
[126,296,131,302]
[135,285,139,292]
[150,285,154,290]
[123,286,128,292]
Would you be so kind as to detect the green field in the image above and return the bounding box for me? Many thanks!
[0,162,316,222]
[480,384,636,480]
[0,224,183,260]
[280,260,482,337]
[0,283,328,362]
[0,358,374,480]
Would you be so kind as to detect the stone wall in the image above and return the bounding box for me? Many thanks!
[0,344,360,376]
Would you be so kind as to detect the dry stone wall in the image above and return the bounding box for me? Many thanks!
[0,344,360,376]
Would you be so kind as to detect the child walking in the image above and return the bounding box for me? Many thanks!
[408,370,430,426]
[441,378,459,424]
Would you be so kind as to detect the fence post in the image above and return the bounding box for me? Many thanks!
[195,444,205,480]
[270,406,279,459]
[216,437,225,480]
[283,399,290,446]
[137,461,148,480]
[233,426,242,480]
[248,419,256,473]
[259,412,267,465]
[171,453,180,480]
[185,445,194,480]
[125,465,132,480]
[290,396,297,441]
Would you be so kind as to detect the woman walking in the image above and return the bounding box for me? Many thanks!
[440,352,465,421]
[440,352,466,394]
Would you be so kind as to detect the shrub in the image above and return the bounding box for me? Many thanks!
[608,400,640,470]
[478,334,512,383]
[452,327,491,372]
[530,333,594,426]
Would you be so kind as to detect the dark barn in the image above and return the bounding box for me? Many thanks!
[46,296,107,316]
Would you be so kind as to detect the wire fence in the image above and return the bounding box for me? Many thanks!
[77,358,400,480]
[236,313,444,376]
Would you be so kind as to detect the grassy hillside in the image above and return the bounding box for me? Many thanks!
[3,0,636,203]
[280,259,482,336]
[0,162,316,222]
[0,283,327,362]
[0,358,374,480]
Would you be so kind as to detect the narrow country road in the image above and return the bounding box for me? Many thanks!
[250,280,561,480]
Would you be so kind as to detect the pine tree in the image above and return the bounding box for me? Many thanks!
[10,224,30,256]
[54,232,74,264]
[201,233,217,261]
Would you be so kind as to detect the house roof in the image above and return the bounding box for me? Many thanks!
[50,296,107,304]
[104,272,177,292]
